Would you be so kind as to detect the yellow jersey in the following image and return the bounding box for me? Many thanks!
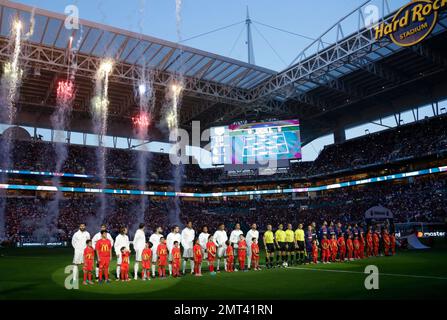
[275,230,286,242]
[285,230,295,243]
[264,230,274,244]
[295,229,305,242]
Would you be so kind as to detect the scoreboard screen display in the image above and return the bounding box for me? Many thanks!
[210,120,302,165]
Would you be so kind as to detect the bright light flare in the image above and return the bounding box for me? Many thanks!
[99,59,114,75]
[56,80,75,103]
[171,83,183,96]
[132,112,151,128]
[138,84,147,95]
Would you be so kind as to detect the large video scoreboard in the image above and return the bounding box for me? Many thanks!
[210,120,302,165]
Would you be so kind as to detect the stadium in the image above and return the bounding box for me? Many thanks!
[0,0,447,303]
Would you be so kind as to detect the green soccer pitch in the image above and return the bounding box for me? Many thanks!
[1,242,447,300]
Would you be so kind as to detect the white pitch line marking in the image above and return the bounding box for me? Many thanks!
[287,266,447,280]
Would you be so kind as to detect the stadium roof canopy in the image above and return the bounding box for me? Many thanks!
[0,0,447,145]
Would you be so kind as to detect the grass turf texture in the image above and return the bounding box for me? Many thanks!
[1,242,447,300]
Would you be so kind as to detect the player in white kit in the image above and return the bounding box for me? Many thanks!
[91,224,114,278]
[132,223,146,280]
[213,223,228,272]
[149,227,164,277]
[229,223,243,253]
[114,227,130,280]
[181,221,195,274]
[166,226,181,276]
[71,223,90,282]
[246,223,259,270]
[198,226,210,259]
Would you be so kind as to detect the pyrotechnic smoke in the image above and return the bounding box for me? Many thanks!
[132,67,155,231]
[163,79,184,226]
[175,0,183,42]
[0,19,24,240]
[90,59,113,229]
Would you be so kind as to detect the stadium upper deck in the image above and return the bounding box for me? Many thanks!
[0,0,446,144]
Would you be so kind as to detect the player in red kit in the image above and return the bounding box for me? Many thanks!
[359,231,365,259]
[238,234,247,271]
[383,230,391,256]
[390,232,396,255]
[141,242,152,280]
[330,234,338,262]
[366,229,374,257]
[321,235,330,264]
[346,234,354,261]
[95,230,112,283]
[337,234,346,261]
[373,230,380,256]
[120,247,131,281]
[83,240,95,285]
[193,238,203,276]
[353,236,360,259]
[157,237,168,278]
[251,238,260,271]
[312,240,319,264]
[225,241,234,272]
[206,235,217,275]
[171,241,182,277]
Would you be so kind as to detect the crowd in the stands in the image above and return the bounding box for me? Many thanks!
[3,174,446,243]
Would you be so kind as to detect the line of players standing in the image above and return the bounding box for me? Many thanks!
[71,221,261,284]
[71,220,397,284]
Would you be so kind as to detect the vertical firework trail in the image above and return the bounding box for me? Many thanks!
[165,81,184,227]
[132,67,154,231]
[90,59,113,229]
[0,20,24,240]
[35,38,77,242]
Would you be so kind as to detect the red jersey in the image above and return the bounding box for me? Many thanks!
[251,243,259,258]
[383,234,390,246]
[226,245,234,260]
[321,239,330,251]
[83,247,95,263]
[121,251,130,267]
[337,236,346,250]
[157,243,168,258]
[172,247,181,262]
[206,242,217,260]
[142,248,152,262]
[95,239,112,259]
[367,233,373,246]
[193,244,202,260]
[312,244,318,256]
[330,239,338,252]
[373,233,380,245]
[353,239,360,250]
[347,239,354,251]
[238,240,247,257]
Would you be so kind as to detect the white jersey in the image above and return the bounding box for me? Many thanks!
[199,232,210,250]
[213,230,228,247]
[71,230,91,251]
[114,234,130,255]
[133,229,146,252]
[181,227,195,250]
[92,232,113,249]
[149,233,163,251]
[246,229,259,247]
[166,232,181,252]
[230,229,243,248]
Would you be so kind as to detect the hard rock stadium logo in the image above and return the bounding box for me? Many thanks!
[375,0,447,47]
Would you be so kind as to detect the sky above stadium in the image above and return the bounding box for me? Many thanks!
[9,0,443,161]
